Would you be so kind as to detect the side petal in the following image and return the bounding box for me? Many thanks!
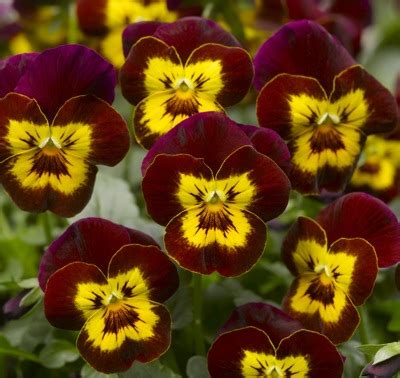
[185,43,253,107]
[328,238,377,305]
[108,244,179,303]
[141,112,251,175]
[39,217,158,291]
[77,301,171,374]
[283,275,360,344]
[120,36,182,105]
[282,217,328,276]
[208,326,275,378]
[331,65,398,135]
[277,330,343,378]
[15,45,116,121]
[253,20,355,92]
[216,145,290,221]
[52,95,130,166]
[164,206,267,276]
[142,153,213,225]
[316,192,400,267]
[44,262,108,330]
[76,0,108,35]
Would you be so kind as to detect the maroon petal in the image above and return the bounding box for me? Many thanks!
[76,0,108,35]
[328,0,372,27]
[316,192,400,267]
[218,302,302,347]
[39,217,158,290]
[153,17,241,63]
[15,45,116,121]
[285,0,324,19]
[253,20,355,93]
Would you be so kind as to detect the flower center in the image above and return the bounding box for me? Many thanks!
[106,291,123,306]
[317,112,340,127]
[39,135,62,151]
[267,366,284,377]
[314,263,334,285]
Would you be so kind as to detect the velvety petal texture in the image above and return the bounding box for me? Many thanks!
[44,237,178,374]
[282,216,378,344]
[316,193,400,267]
[208,327,343,378]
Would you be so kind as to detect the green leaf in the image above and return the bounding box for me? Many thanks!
[358,344,387,358]
[374,342,400,364]
[119,360,181,378]
[186,356,209,378]
[0,335,41,363]
[166,285,193,330]
[38,339,79,368]
[19,286,43,308]
[81,364,118,378]
[17,277,39,289]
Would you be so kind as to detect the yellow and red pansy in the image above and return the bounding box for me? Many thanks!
[42,218,178,374]
[254,21,398,195]
[0,46,130,217]
[120,17,254,148]
[208,303,343,378]
[142,112,290,276]
[282,216,378,344]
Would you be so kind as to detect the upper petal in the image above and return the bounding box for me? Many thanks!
[15,45,116,121]
[253,20,355,93]
[316,192,400,267]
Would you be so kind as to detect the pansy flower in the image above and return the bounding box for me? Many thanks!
[42,217,179,373]
[120,17,254,148]
[76,0,177,67]
[208,302,344,377]
[254,21,398,195]
[281,192,400,343]
[0,45,130,217]
[142,112,290,276]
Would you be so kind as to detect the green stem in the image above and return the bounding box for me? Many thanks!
[161,347,180,375]
[40,212,53,245]
[359,306,372,345]
[64,1,78,44]
[192,273,206,356]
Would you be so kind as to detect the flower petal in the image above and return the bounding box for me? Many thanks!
[218,302,302,347]
[253,20,355,92]
[52,95,130,166]
[277,330,343,377]
[185,43,253,107]
[39,217,158,290]
[77,301,171,373]
[141,112,251,174]
[76,0,108,35]
[153,17,241,63]
[133,88,223,149]
[108,244,179,303]
[164,205,266,276]
[142,153,213,225]
[208,326,275,378]
[316,192,400,267]
[15,45,116,120]
[120,36,182,106]
[282,216,328,276]
[44,262,108,330]
[283,274,360,344]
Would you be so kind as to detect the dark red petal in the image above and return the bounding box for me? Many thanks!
[44,262,107,330]
[108,244,179,303]
[329,238,377,305]
[120,36,181,105]
[277,330,343,378]
[328,0,372,27]
[331,65,398,135]
[282,216,328,276]
[122,21,165,58]
[208,327,275,378]
[186,43,253,107]
[285,0,324,19]
[77,302,171,374]
[39,217,158,290]
[164,207,266,277]
[153,17,241,63]
[239,125,291,174]
[15,44,116,121]
[253,20,355,92]
[76,0,108,35]
[216,145,290,221]
[141,112,251,175]
[142,153,213,225]
[219,302,302,347]
[316,192,400,267]
[53,95,130,166]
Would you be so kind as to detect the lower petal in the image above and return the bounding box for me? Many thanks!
[77,301,171,374]
[164,206,266,276]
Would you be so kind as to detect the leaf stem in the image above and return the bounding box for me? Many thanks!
[359,306,372,345]
[40,212,53,246]
[192,273,205,356]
